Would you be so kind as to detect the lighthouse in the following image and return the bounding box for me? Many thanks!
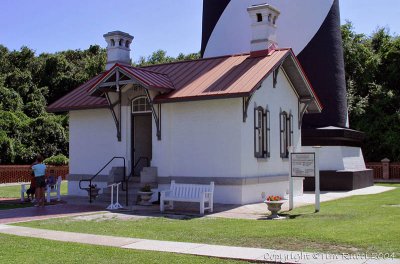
[201,0,373,190]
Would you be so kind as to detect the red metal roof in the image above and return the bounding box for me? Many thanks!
[148,49,290,103]
[47,74,108,112]
[122,65,175,90]
[47,48,322,112]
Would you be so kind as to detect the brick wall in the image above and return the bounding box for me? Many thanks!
[0,165,69,184]
[366,159,400,181]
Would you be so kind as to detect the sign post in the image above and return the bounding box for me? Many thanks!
[313,146,321,212]
[289,149,320,212]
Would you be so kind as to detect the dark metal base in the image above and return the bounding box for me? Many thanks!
[304,169,374,191]
[302,127,364,147]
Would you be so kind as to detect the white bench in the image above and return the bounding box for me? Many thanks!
[46,176,62,203]
[20,176,62,202]
[160,181,214,215]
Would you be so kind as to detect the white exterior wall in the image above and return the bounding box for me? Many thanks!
[69,107,131,176]
[241,69,301,179]
[152,98,243,177]
[154,68,303,204]
[68,69,304,203]
[237,69,302,203]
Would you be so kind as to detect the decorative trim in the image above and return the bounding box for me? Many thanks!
[272,66,280,88]
[105,92,122,141]
[242,93,255,122]
[298,98,311,129]
[145,89,162,140]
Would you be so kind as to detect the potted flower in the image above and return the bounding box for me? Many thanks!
[84,184,101,200]
[137,184,153,206]
[264,195,285,219]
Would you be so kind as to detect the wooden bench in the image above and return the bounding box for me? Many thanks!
[160,181,214,215]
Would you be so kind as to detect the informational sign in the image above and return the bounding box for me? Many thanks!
[289,149,320,213]
[291,153,315,177]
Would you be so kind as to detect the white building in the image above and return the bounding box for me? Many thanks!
[48,4,322,204]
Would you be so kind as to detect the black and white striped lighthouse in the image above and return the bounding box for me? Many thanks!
[201,0,373,190]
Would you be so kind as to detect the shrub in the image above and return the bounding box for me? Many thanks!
[43,154,69,166]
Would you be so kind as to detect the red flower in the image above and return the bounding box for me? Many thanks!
[266,195,282,201]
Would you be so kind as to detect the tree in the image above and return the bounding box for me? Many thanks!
[342,22,400,161]
[135,50,200,67]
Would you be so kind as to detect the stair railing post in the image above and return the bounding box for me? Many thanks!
[114,182,123,209]
[89,180,92,203]
[106,184,114,210]
[126,180,129,207]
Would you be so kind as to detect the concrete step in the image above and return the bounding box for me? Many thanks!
[108,166,126,183]
[96,183,158,206]
[140,167,157,183]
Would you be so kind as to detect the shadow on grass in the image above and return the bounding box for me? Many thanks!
[255,211,319,220]
[0,200,34,210]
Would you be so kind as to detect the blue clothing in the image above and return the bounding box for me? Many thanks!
[32,163,46,177]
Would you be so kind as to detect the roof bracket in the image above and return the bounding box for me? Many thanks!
[242,93,255,122]
[105,90,122,141]
[145,89,162,140]
[298,98,311,129]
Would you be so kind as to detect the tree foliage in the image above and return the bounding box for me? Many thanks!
[0,45,106,164]
[0,45,199,164]
[135,49,200,67]
[343,22,400,161]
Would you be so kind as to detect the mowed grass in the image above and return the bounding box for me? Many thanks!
[15,184,400,256]
[0,233,246,264]
[0,181,68,210]
[0,181,68,198]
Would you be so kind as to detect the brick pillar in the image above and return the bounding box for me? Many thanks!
[381,158,390,180]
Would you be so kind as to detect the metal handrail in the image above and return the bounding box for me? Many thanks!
[79,156,126,203]
[122,156,150,206]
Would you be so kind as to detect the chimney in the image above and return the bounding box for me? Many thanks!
[247,4,280,52]
[103,31,134,70]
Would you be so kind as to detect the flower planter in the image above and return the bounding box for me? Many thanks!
[264,200,285,219]
[137,191,153,206]
[83,187,101,200]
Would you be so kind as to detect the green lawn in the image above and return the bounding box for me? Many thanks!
[0,181,68,198]
[15,184,400,256]
[0,233,245,264]
[0,181,68,210]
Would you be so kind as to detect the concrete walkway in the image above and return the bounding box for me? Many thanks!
[209,185,395,219]
[61,185,395,220]
[0,224,398,264]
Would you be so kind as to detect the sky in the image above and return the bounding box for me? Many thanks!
[0,0,399,62]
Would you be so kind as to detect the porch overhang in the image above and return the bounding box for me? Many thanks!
[85,63,172,142]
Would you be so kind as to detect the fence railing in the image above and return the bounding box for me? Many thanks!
[0,165,69,184]
[366,159,400,181]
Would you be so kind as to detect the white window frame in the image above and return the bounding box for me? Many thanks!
[131,96,152,114]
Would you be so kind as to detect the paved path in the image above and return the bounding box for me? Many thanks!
[0,203,106,224]
[0,224,398,264]
[209,186,395,219]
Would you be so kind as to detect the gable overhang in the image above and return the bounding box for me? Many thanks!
[87,63,174,97]
[281,50,323,113]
